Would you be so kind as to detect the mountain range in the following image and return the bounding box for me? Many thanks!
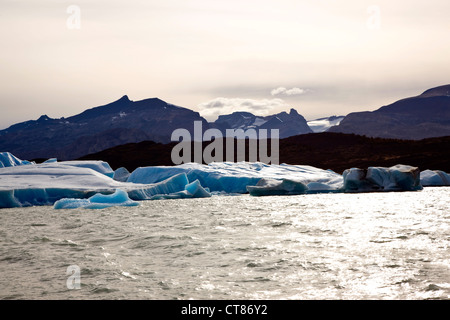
[0,96,207,160]
[0,96,312,160]
[0,84,449,161]
[210,108,313,138]
[329,84,450,139]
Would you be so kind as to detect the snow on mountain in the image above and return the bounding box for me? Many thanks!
[210,108,312,139]
[0,95,318,161]
[0,95,208,160]
[307,116,345,133]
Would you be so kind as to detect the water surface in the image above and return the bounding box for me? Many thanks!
[1,187,449,300]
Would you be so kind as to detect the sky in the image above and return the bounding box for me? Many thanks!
[0,0,449,129]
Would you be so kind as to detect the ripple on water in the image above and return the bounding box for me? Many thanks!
[0,187,449,299]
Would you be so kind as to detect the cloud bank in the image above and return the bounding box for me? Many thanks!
[197,97,291,122]
[271,87,309,96]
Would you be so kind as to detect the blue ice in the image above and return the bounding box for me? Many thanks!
[54,189,139,210]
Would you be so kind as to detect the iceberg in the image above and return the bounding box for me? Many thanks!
[57,160,115,178]
[43,158,58,164]
[420,170,450,186]
[0,162,211,208]
[54,189,139,210]
[0,152,34,168]
[128,162,344,194]
[247,177,343,197]
[1,151,433,207]
[147,179,211,200]
[127,172,211,200]
[247,178,308,196]
[113,167,131,182]
[343,165,422,192]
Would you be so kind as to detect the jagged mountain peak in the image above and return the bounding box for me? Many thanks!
[217,111,255,119]
[37,115,52,121]
[211,107,312,138]
[0,95,208,159]
[117,95,131,102]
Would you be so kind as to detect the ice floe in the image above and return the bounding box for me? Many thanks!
[1,152,448,208]
[343,165,422,192]
[0,152,34,168]
[113,167,131,182]
[128,162,344,194]
[0,162,210,208]
[54,189,139,210]
[420,170,450,186]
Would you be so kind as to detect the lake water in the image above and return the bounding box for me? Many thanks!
[1,187,449,300]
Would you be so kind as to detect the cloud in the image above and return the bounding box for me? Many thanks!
[197,97,290,122]
[271,87,309,96]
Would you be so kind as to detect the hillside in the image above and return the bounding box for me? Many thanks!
[77,132,450,174]
[329,84,450,140]
[0,96,208,160]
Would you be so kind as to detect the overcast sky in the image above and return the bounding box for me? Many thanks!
[1,0,449,129]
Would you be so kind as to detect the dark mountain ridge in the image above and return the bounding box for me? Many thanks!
[0,95,208,160]
[329,84,450,139]
[2,84,449,161]
[210,108,312,138]
[0,96,311,160]
[77,132,450,174]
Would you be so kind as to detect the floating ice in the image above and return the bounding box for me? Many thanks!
[0,152,433,207]
[113,167,131,182]
[148,179,211,200]
[247,178,344,197]
[420,170,450,186]
[343,165,422,192]
[247,178,308,196]
[57,160,115,178]
[127,173,210,200]
[43,158,58,164]
[0,162,210,208]
[0,152,33,168]
[128,162,344,194]
[54,189,139,210]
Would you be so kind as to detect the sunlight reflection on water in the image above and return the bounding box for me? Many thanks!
[0,187,449,300]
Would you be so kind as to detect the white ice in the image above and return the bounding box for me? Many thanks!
[0,152,436,207]
[0,162,211,208]
[128,162,344,194]
[0,152,34,168]
[57,160,115,178]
